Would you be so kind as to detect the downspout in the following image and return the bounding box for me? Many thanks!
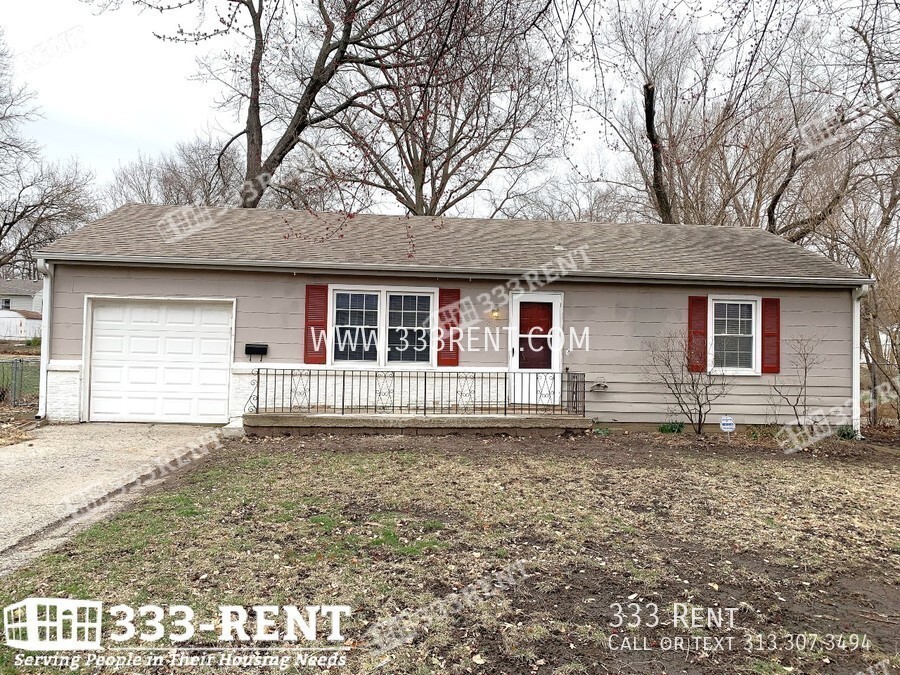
[852,284,869,434]
[36,259,53,420]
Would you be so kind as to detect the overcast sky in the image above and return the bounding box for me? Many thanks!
[4,1,227,184]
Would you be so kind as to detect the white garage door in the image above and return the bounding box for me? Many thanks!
[89,300,232,423]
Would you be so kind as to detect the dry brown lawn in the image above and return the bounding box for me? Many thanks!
[1,429,898,674]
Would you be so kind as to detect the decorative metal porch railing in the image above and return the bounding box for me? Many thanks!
[245,369,586,416]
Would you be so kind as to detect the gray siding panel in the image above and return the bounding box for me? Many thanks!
[558,283,853,425]
[49,265,854,425]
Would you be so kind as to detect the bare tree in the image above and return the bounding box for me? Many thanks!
[0,30,95,273]
[803,0,900,424]
[492,169,638,222]
[105,135,244,208]
[310,0,560,215]
[769,334,826,429]
[644,330,732,435]
[825,151,900,425]
[92,0,552,209]
[105,132,374,213]
[263,142,374,212]
[578,0,866,242]
[848,0,900,130]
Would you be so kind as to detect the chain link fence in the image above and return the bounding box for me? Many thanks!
[0,358,41,406]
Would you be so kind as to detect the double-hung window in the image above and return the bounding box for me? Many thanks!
[710,298,759,373]
[387,294,432,363]
[333,292,379,362]
[332,288,434,365]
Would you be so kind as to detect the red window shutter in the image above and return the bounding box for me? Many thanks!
[437,288,461,366]
[761,298,781,374]
[304,284,328,364]
[687,296,708,372]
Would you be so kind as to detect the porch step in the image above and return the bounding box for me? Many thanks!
[243,414,591,437]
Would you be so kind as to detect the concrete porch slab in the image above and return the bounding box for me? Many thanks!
[243,413,591,436]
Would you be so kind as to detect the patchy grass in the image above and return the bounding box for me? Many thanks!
[0,431,898,674]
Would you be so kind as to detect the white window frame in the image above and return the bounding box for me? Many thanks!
[327,284,439,368]
[708,295,761,376]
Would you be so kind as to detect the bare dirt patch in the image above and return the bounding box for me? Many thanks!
[0,406,37,446]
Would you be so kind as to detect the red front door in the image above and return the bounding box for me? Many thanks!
[518,301,553,369]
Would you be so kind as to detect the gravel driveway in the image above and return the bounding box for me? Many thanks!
[0,423,218,556]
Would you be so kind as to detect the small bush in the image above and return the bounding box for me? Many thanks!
[835,425,857,440]
[592,427,612,437]
[746,425,777,441]
[26,337,41,347]
[658,421,685,434]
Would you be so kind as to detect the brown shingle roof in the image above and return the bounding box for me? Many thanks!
[38,204,867,286]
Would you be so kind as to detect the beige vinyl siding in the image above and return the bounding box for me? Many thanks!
[49,265,853,425]
[558,282,853,425]
[52,266,301,362]
[49,265,507,366]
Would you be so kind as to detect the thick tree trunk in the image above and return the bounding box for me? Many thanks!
[643,83,675,224]
[240,2,266,208]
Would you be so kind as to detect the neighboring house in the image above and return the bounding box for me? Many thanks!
[34,204,871,429]
[0,279,43,313]
[0,309,42,340]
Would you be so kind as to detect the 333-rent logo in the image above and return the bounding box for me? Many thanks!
[3,597,351,654]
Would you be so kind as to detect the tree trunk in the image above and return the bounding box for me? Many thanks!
[643,83,675,224]
[240,2,266,208]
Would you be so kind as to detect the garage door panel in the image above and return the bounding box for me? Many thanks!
[100,365,158,387]
[92,335,125,355]
[161,398,200,417]
[89,397,125,416]
[92,394,158,417]
[94,305,126,322]
[167,306,200,325]
[130,336,162,354]
[91,366,123,385]
[129,305,161,323]
[164,337,196,356]
[201,308,232,325]
[90,300,232,424]
[200,338,230,357]
[162,367,195,386]
[123,397,161,416]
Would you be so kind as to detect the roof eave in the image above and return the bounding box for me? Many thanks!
[34,252,873,289]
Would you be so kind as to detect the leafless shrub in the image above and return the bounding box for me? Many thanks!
[768,334,825,431]
[644,330,732,435]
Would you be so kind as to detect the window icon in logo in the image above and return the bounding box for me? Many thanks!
[4,598,103,651]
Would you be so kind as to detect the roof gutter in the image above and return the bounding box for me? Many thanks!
[35,252,874,289]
